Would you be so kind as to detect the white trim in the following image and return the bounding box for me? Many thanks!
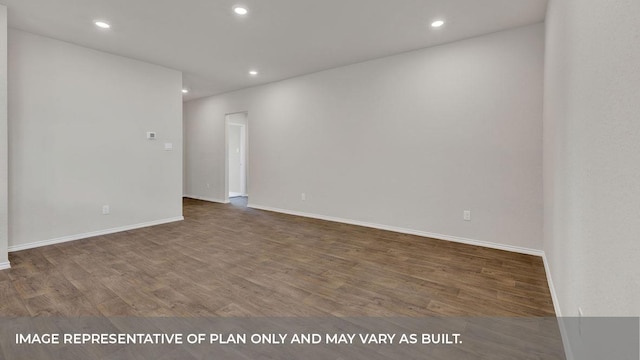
[543,254,574,360]
[224,111,250,204]
[228,123,248,197]
[248,204,544,257]
[0,261,10,270]
[8,216,184,252]
[558,324,574,360]
[183,195,230,204]
[542,253,562,316]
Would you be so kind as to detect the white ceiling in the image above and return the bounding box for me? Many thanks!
[1,0,547,101]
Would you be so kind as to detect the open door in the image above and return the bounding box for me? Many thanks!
[226,112,248,200]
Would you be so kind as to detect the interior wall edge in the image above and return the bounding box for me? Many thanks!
[542,253,561,317]
[0,5,8,266]
[543,253,574,360]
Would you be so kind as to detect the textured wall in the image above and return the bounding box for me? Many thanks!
[544,0,640,316]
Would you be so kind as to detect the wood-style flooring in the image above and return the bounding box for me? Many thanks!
[0,197,555,317]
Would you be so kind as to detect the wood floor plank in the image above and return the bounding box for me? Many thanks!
[0,197,556,317]
[0,281,30,316]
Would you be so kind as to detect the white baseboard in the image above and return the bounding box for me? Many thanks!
[542,253,562,316]
[543,254,573,360]
[183,195,230,204]
[0,261,10,270]
[8,216,184,252]
[248,204,544,257]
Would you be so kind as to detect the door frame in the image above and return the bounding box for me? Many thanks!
[225,112,248,202]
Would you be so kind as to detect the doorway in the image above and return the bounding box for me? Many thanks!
[226,112,248,201]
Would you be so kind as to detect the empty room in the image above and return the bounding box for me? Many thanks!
[0,0,638,359]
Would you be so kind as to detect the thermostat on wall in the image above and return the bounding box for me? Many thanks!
[146,131,157,140]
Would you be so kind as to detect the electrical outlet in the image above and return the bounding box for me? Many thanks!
[301,193,306,201]
[463,210,471,221]
[206,183,210,188]
[102,205,110,215]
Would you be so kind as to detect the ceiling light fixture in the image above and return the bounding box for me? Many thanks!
[233,6,248,15]
[249,70,258,76]
[182,89,189,94]
[94,21,111,29]
[431,20,445,28]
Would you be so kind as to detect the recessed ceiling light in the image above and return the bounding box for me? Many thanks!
[182,89,189,94]
[431,20,445,28]
[94,21,111,29]
[233,7,248,15]
[249,70,258,76]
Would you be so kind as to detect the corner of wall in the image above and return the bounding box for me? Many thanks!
[0,4,8,266]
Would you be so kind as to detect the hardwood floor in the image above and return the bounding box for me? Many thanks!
[0,198,555,317]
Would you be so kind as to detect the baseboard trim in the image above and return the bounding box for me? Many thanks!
[183,195,230,204]
[542,254,573,360]
[248,204,544,257]
[542,254,561,316]
[8,216,184,252]
[0,261,10,270]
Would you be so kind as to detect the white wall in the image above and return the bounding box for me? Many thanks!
[228,125,242,194]
[185,23,545,252]
[0,5,7,268]
[226,112,248,197]
[544,0,640,316]
[8,30,183,250]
